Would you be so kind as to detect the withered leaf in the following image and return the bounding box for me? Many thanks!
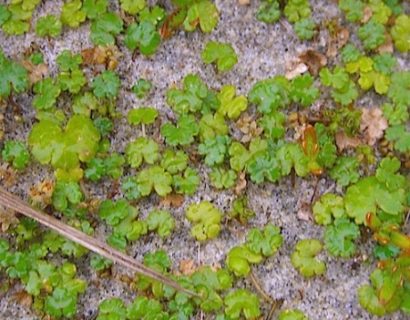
[299,50,327,76]
[0,206,18,232]
[360,108,388,146]
[160,193,184,208]
[335,131,361,152]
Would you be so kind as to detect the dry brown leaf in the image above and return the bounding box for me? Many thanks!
[0,163,16,187]
[327,27,350,58]
[29,179,54,209]
[285,61,308,80]
[335,131,361,151]
[360,108,388,146]
[160,193,184,208]
[179,259,197,276]
[236,113,263,143]
[12,291,32,308]
[297,202,313,222]
[362,6,373,23]
[234,172,247,195]
[377,34,394,54]
[299,50,327,76]
[81,46,122,70]
[21,60,48,84]
[0,206,19,232]
[238,0,250,5]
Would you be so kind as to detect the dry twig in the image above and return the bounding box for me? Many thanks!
[0,187,197,297]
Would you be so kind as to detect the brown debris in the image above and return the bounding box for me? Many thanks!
[234,172,247,195]
[0,206,19,232]
[236,113,263,143]
[361,6,373,24]
[160,193,185,208]
[377,34,394,54]
[179,259,197,276]
[326,27,350,58]
[0,163,16,187]
[299,50,327,75]
[21,60,48,84]
[29,179,54,209]
[360,108,388,146]
[12,291,32,308]
[81,46,122,70]
[285,61,308,80]
[297,202,313,222]
[335,131,361,152]
[238,0,250,5]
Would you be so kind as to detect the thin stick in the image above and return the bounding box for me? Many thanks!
[0,187,198,297]
[249,270,274,304]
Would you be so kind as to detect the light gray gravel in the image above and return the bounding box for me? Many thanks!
[0,0,408,319]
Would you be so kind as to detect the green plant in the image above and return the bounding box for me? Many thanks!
[125,21,160,56]
[198,135,231,166]
[312,193,346,226]
[291,239,326,277]
[82,0,108,20]
[185,201,222,241]
[35,15,62,37]
[1,140,30,170]
[61,0,86,28]
[209,167,236,190]
[217,85,248,119]
[90,12,123,45]
[137,166,173,197]
[324,218,360,258]
[32,78,61,111]
[120,0,146,15]
[146,210,175,238]
[201,41,238,72]
[228,197,255,224]
[125,137,159,168]
[92,71,121,99]
[161,115,199,146]
[132,79,153,98]
[181,0,219,33]
[166,74,217,115]
[0,50,28,98]
[278,309,308,320]
[256,1,280,24]
[224,289,261,319]
[391,14,410,52]
[320,67,358,105]
[127,109,157,130]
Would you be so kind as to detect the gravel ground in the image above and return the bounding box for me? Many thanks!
[0,0,408,319]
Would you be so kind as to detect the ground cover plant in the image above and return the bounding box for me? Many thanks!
[0,0,409,319]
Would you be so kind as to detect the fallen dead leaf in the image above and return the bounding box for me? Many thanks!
[297,202,313,222]
[29,179,54,209]
[81,45,122,70]
[360,108,388,146]
[0,206,19,232]
[335,131,361,151]
[234,172,247,195]
[236,113,263,143]
[0,163,16,187]
[238,0,250,5]
[299,50,327,76]
[160,193,185,208]
[285,61,308,80]
[327,27,350,58]
[12,291,32,308]
[377,34,394,54]
[179,259,197,276]
[21,60,48,84]
[361,6,373,24]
